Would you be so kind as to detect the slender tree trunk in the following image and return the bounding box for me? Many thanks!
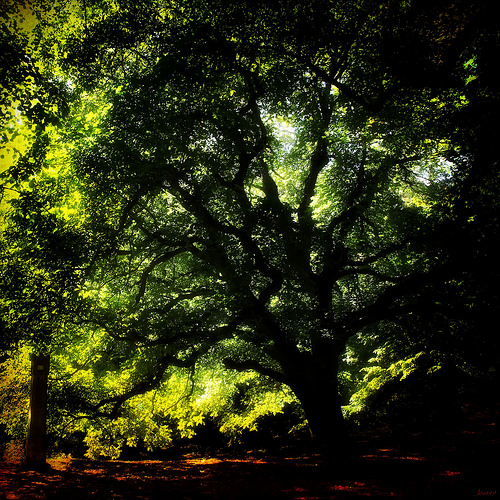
[25,355,50,469]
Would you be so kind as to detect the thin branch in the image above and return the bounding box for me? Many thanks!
[223,357,289,385]
[118,190,144,232]
[347,240,409,267]
[161,365,196,413]
[334,263,452,339]
[135,248,187,303]
[143,312,249,347]
[148,289,215,315]
[339,267,403,282]
[93,353,194,419]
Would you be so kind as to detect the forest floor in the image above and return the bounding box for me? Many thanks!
[0,424,497,499]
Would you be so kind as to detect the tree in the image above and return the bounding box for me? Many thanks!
[1,0,84,354]
[3,0,496,459]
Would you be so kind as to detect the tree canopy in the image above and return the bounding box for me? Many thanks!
[1,0,498,460]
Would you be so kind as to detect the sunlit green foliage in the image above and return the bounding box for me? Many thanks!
[77,360,297,459]
[0,339,298,459]
[0,345,31,443]
[1,0,498,460]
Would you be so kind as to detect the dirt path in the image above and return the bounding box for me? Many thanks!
[0,432,497,499]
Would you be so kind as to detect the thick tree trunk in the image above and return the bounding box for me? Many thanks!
[297,382,347,450]
[293,375,349,459]
[284,348,350,462]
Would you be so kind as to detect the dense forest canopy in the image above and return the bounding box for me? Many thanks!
[1,0,498,460]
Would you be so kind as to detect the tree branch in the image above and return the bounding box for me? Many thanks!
[335,263,452,339]
[223,357,289,385]
[298,83,333,222]
[297,136,329,221]
[148,289,214,315]
[135,248,188,303]
[93,353,195,419]
[339,267,402,282]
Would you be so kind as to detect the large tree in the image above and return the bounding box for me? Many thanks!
[7,0,494,457]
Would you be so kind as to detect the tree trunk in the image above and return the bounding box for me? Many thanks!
[284,348,350,462]
[25,355,50,469]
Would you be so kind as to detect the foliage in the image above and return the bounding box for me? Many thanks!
[0,342,297,459]
[63,351,297,459]
[0,345,31,444]
[1,0,85,354]
[0,173,86,352]
[0,0,498,458]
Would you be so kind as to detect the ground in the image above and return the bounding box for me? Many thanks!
[1,426,497,499]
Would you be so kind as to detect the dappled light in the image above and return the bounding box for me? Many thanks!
[1,0,499,497]
[1,425,498,498]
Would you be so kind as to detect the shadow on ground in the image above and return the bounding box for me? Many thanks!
[0,427,497,499]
